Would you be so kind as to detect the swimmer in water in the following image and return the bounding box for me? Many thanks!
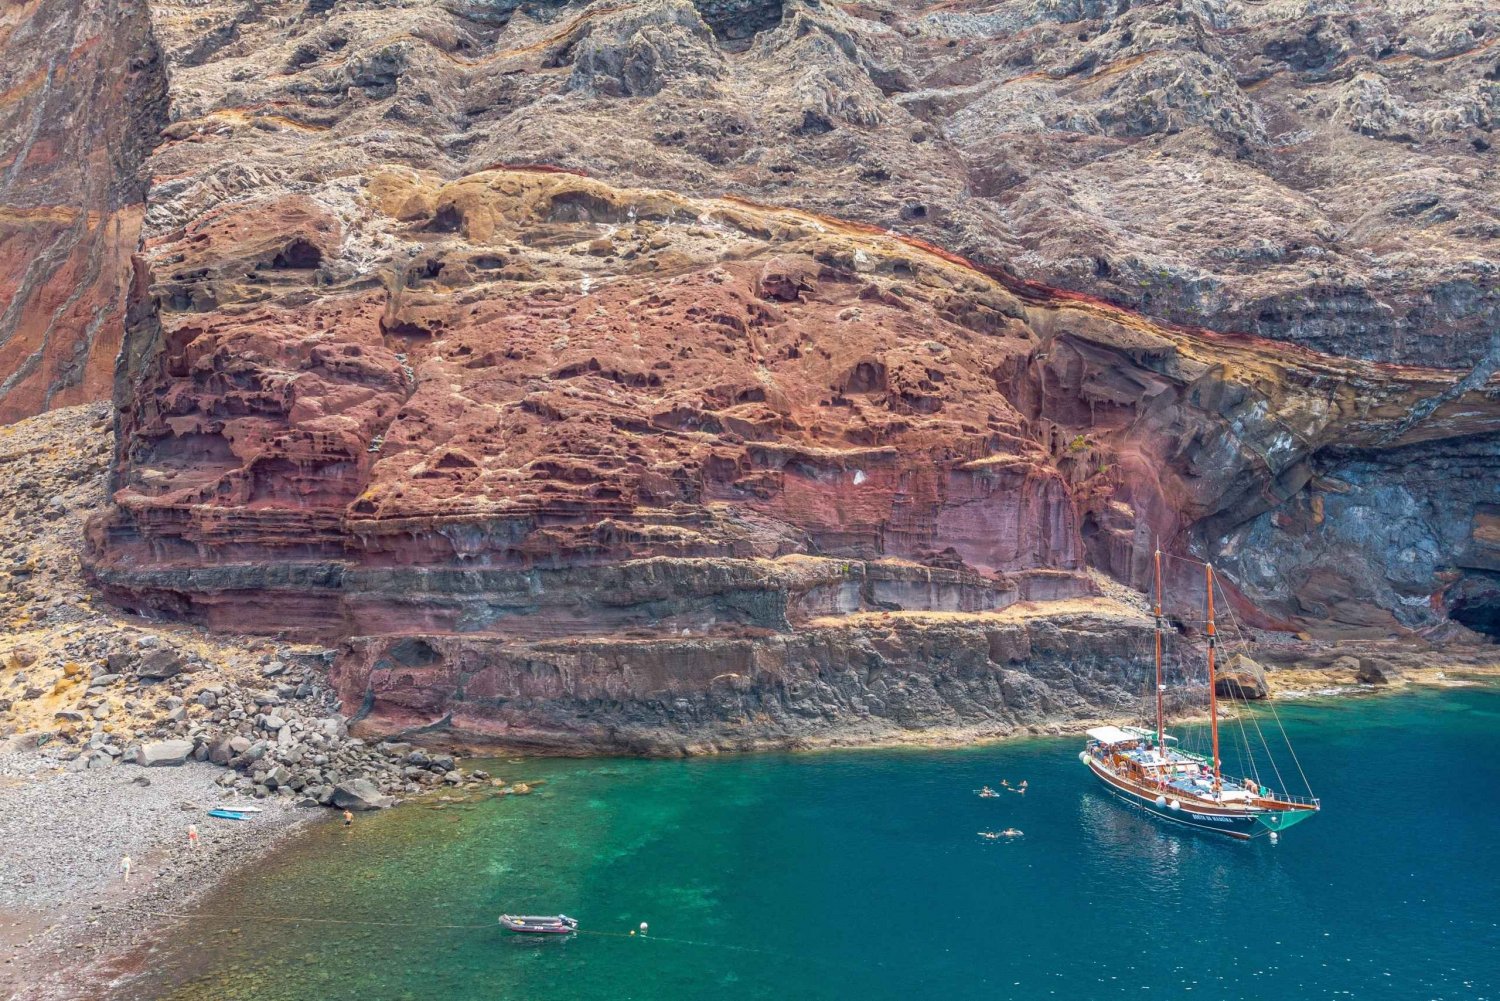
[977,786,999,798]
[1010,780,1028,795]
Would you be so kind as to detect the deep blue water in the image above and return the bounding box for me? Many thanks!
[124,686,1500,1000]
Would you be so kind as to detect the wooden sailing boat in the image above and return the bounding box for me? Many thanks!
[1080,552,1319,840]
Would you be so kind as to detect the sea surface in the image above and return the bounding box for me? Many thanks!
[122,686,1500,1001]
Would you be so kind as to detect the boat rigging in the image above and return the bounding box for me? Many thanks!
[1079,551,1319,840]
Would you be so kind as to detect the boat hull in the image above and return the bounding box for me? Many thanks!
[1084,758,1266,840]
[499,916,577,935]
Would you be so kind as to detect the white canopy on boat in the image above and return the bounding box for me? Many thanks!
[1085,726,1143,746]
[1121,725,1176,743]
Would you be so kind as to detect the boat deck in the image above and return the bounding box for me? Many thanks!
[1089,738,1269,806]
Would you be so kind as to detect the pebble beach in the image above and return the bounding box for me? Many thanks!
[0,405,537,999]
[0,749,311,1000]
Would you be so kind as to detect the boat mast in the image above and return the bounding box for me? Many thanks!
[1153,548,1164,751]
[1205,562,1221,793]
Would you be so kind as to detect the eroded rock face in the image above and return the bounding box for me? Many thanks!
[331,606,1179,753]
[3,0,1496,426]
[13,0,1496,746]
[84,156,1500,743]
[0,0,166,423]
[91,169,1093,634]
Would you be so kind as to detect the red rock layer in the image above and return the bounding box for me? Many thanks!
[88,169,1500,646]
[0,0,165,424]
[72,156,1500,745]
[89,171,1099,636]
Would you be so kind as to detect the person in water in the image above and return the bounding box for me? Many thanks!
[1010,780,1028,795]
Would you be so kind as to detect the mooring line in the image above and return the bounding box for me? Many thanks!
[107,907,489,930]
[98,906,780,956]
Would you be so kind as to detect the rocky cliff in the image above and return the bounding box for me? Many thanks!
[6,0,1496,428]
[0,0,166,423]
[94,0,1495,371]
[5,0,1499,748]
[84,159,1500,745]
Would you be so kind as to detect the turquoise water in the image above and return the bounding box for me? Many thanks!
[124,687,1500,1001]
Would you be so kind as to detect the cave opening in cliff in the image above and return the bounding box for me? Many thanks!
[271,238,323,269]
[694,0,784,49]
[1446,570,1500,639]
[386,637,443,668]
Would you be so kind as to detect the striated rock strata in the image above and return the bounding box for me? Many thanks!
[3,0,1497,422]
[335,605,1179,753]
[1,0,1492,749]
[0,0,166,423]
[86,162,1500,748]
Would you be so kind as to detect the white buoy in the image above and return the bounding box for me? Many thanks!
[640,922,649,935]
[1168,799,1181,811]
[1154,795,1167,808]
[1269,831,1279,844]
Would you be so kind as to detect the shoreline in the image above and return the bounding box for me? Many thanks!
[5,666,1495,1000]
[0,750,320,1001]
[428,658,1500,760]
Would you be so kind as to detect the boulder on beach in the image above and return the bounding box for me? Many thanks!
[332,778,391,811]
[135,649,185,679]
[207,738,235,765]
[134,739,194,766]
[1214,653,1269,700]
[0,732,46,754]
[84,749,115,769]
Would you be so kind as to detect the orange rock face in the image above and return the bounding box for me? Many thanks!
[0,0,165,423]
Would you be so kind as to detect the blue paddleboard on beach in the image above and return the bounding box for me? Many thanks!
[207,809,252,821]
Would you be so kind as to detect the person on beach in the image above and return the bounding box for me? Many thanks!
[343,809,354,828]
[187,823,199,851]
[119,855,132,882]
